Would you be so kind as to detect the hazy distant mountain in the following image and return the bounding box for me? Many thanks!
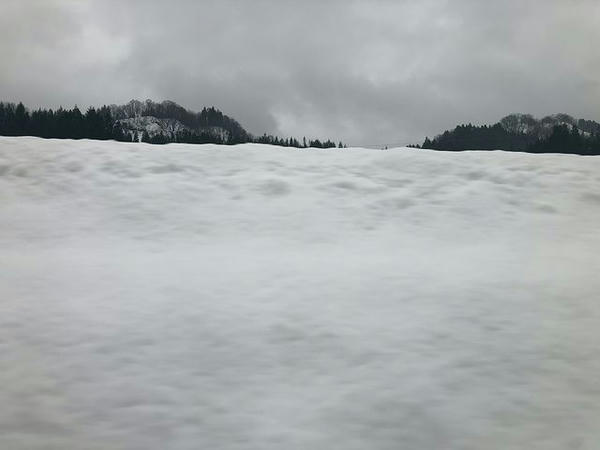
[110,99,250,143]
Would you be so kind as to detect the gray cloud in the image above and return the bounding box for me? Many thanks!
[1,0,599,145]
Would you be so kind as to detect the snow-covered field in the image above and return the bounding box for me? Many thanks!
[1,136,599,449]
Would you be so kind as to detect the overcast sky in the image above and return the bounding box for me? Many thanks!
[1,0,599,145]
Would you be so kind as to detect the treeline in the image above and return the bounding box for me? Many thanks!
[420,123,600,155]
[0,101,345,149]
[0,102,125,140]
[143,131,343,148]
[141,129,229,145]
[421,124,535,151]
[527,125,600,155]
[254,134,343,148]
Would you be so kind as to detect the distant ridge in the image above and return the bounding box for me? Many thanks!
[498,113,600,138]
[0,100,343,148]
[419,113,600,155]
[110,99,249,144]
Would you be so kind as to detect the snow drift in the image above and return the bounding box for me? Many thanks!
[1,137,599,449]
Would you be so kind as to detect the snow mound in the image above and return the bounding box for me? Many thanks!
[1,137,599,449]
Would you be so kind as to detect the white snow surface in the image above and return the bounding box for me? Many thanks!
[1,137,600,449]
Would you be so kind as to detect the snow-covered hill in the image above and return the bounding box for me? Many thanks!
[110,99,248,142]
[1,137,599,449]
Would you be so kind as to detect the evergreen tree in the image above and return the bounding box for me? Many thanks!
[14,102,29,135]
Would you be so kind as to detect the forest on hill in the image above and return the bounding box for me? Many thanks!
[0,100,343,149]
[419,113,600,155]
[2,101,599,154]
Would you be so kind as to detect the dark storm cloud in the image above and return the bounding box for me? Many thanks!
[1,0,599,145]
